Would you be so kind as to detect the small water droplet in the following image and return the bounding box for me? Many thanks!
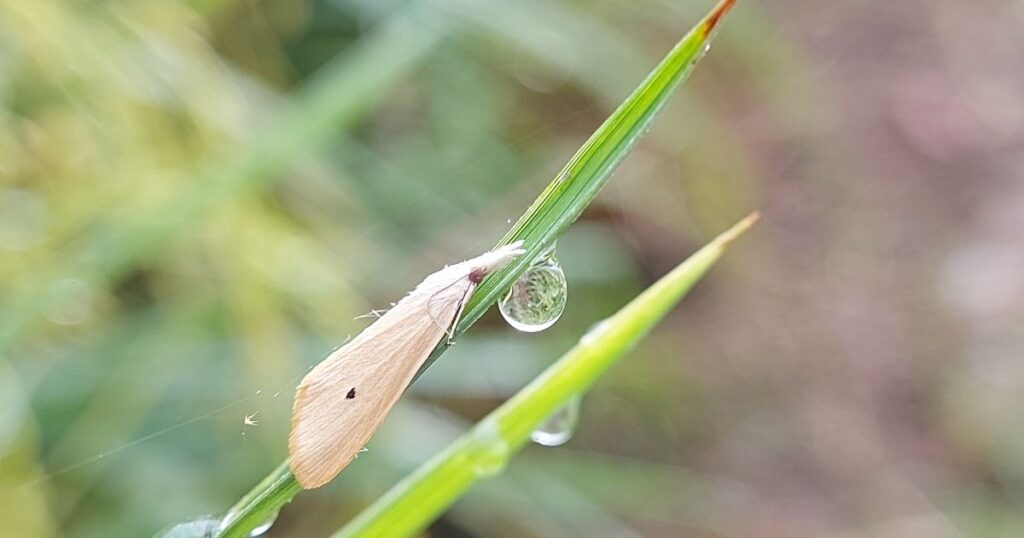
[531,395,581,447]
[580,319,612,346]
[218,508,279,537]
[499,243,567,332]
[247,510,279,537]
[156,516,220,538]
[465,422,510,477]
[690,42,714,68]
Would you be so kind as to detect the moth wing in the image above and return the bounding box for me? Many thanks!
[289,272,471,489]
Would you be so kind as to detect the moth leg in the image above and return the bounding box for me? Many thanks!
[446,283,475,344]
[354,308,389,320]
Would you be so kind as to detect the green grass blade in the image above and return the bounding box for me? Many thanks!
[215,2,738,536]
[418,0,738,376]
[332,213,759,538]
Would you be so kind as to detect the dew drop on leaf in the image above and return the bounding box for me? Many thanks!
[465,422,511,478]
[531,395,581,447]
[216,507,279,537]
[156,517,220,538]
[246,510,279,537]
[499,243,567,332]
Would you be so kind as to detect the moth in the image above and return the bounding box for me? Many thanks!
[289,241,526,489]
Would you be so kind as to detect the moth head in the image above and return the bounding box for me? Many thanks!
[468,267,486,284]
[468,240,526,284]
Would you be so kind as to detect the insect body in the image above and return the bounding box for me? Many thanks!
[289,242,525,488]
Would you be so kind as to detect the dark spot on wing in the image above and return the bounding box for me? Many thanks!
[468,268,485,284]
[346,388,356,399]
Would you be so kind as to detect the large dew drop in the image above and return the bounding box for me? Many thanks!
[499,243,567,332]
[531,395,581,447]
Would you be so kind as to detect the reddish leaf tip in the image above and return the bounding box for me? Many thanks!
[716,211,760,248]
[702,0,738,37]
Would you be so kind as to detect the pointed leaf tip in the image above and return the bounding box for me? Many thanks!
[702,0,738,38]
[716,211,760,248]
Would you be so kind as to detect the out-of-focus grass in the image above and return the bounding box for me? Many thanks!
[0,2,449,352]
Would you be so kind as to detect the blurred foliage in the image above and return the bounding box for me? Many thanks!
[3,0,1024,537]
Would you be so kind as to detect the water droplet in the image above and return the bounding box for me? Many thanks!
[156,516,220,538]
[531,395,581,447]
[464,421,510,477]
[580,319,612,346]
[217,508,279,537]
[247,510,279,537]
[499,243,567,332]
[690,42,713,68]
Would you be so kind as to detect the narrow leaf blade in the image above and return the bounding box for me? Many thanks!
[420,0,740,374]
[333,213,758,538]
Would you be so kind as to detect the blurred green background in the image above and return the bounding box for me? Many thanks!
[3,0,1023,536]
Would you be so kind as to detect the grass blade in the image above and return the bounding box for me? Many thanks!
[444,0,738,346]
[332,213,759,538]
[215,1,738,535]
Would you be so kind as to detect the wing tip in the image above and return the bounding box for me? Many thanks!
[289,426,331,489]
[289,434,353,489]
[289,453,329,489]
[290,381,323,489]
[290,379,359,489]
